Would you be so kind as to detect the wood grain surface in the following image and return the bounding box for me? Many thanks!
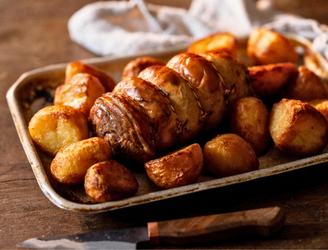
[2,0,328,249]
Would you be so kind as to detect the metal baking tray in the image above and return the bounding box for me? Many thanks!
[6,35,328,213]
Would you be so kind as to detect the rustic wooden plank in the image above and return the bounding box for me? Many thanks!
[2,0,328,249]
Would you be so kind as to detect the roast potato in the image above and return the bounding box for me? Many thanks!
[229,97,271,155]
[309,99,328,120]
[144,143,203,189]
[51,137,112,185]
[65,61,116,92]
[247,27,300,65]
[55,73,106,117]
[28,105,89,157]
[85,160,139,203]
[285,66,328,101]
[121,56,165,80]
[203,133,259,177]
[269,98,328,157]
[187,32,238,56]
[248,62,298,98]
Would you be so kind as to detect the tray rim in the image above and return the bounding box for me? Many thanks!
[7,40,328,214]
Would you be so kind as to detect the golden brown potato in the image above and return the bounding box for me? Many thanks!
[248,62,298,98]
[229,97,271,155]
[308,99,328,120]
[144,143,203,189]
[187,33,238,56]
[269,98,328,157]
[55,73,106,117]
[51,137,112,186]
[200,51,251,113]
[113,77,177,152]
[84,160,139,203]
[247,27,300,65]
[139,65,203,145]
[121,56,165,80]
[285,66,328,101]
[167,52,226,131]
[65,61,116,92]
[203,133,259,177]
[28,105,89,157]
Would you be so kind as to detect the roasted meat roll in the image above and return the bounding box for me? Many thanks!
[90,52,239,163]
[113,76,177,152]
[138,65,204,145]
[200,51,251,114]
[89,92,156,164]
[166,52,226,131]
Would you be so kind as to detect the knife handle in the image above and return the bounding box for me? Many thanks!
[147,206,285,245]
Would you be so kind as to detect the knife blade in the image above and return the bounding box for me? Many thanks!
[18,206,285,249]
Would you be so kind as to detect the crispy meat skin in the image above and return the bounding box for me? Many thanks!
[139,65,203,145]
[89,92,156,164]
[200,51,251,114]
[113,76,177,152]
[167,52,226,131]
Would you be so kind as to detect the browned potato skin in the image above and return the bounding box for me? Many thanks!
[229,97,271,156]
[247,27,299,65]
[248,62,298,98]
[139,65,203,145]
[167,52,226,131]
[308,99,328,120]
[28,105,89,157]
[65,61,116,92]
[113,76,177,152]
[121,56,165,80]
[85,160,138,203]
[55,73,106,117]
[200,51,251,114]
[144,143,203,189]
[51,137,112,186]
[187,33,238,56]
[269,98,328,157]
[286,66,328,101]
[203,133,259,177]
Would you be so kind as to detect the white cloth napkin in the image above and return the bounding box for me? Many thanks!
[68,0,328,59]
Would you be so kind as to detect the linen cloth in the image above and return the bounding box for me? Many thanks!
[68,0,328,59]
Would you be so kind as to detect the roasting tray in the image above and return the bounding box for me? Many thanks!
[6,35,328,213]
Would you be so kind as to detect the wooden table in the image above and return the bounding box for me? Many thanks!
[2,0,328,249]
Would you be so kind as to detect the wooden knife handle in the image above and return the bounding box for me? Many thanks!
[147,206,285,245]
